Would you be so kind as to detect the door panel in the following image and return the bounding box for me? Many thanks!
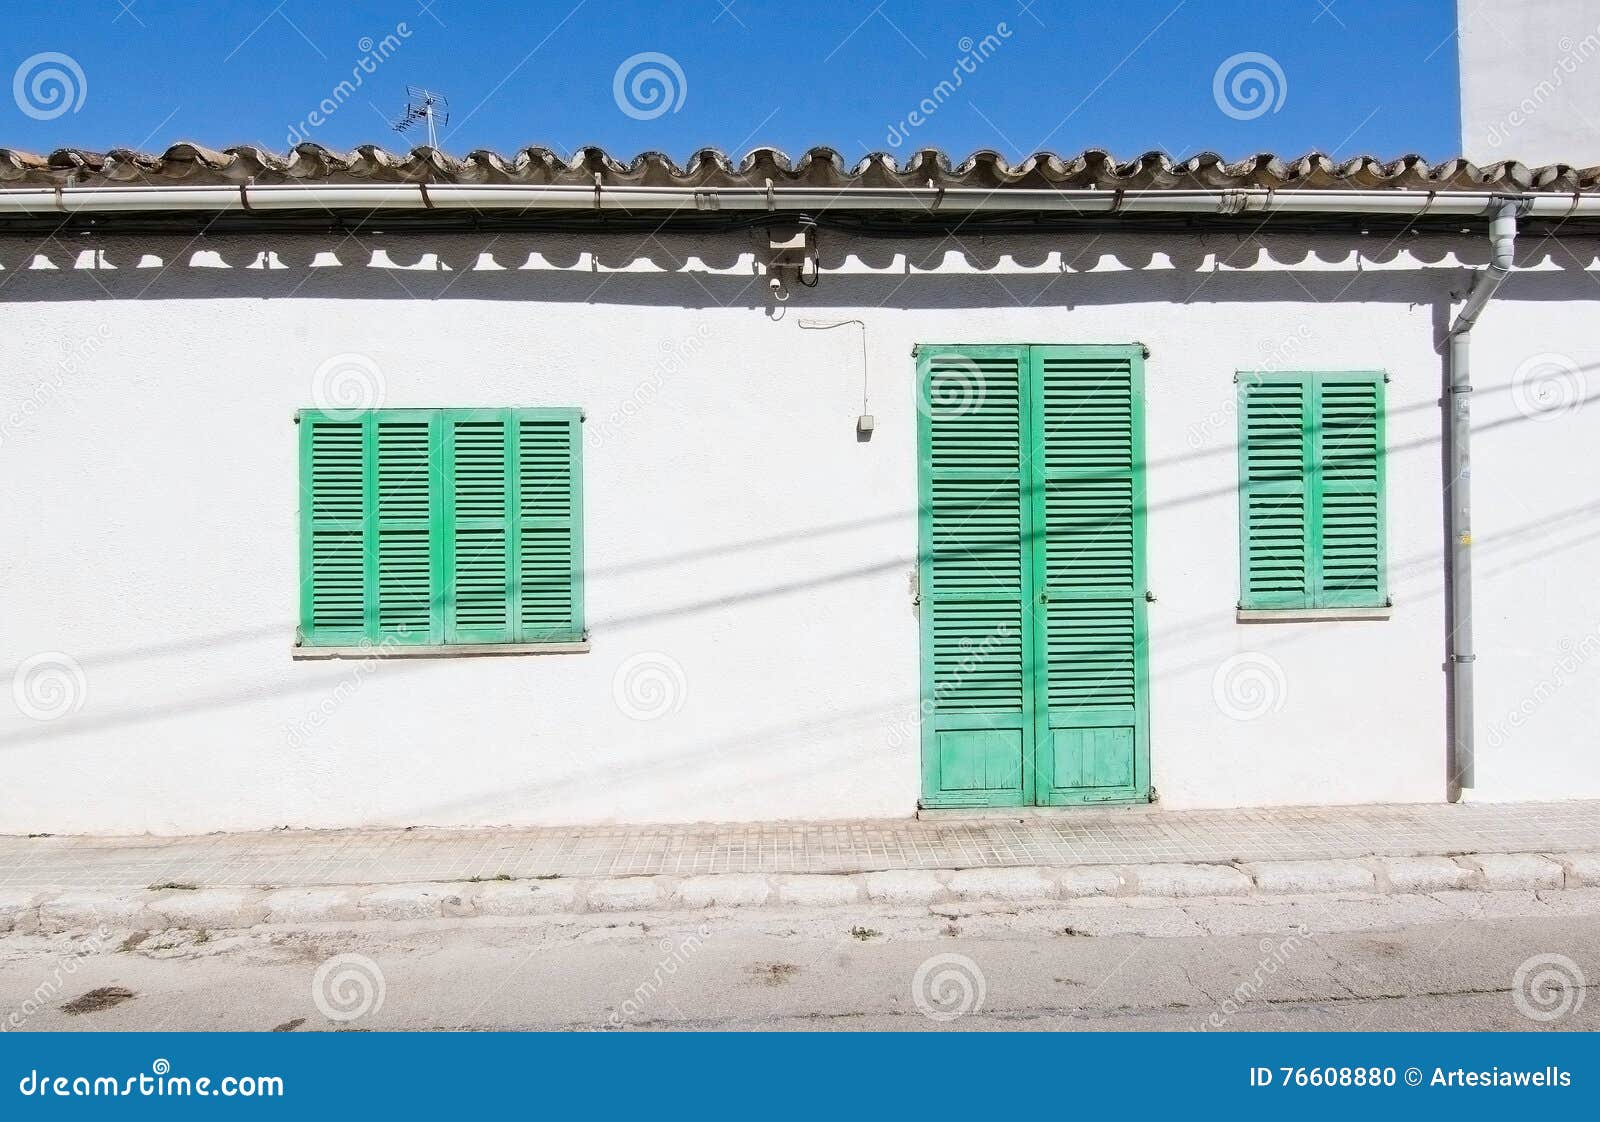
[917,344,1149,808]
[1030,346,1148,804]
[917,346,1035,807]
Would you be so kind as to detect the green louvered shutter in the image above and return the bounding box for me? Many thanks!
[374,411,442,643]
[1238,375,1314,608]
[916,346,1033,806]
[301,407,583,648]
[514,409,584,642]
[1238,372,1386,610]
[444,410,516,643]
[1031,345,1148,802]
[1313,373,1386,607]
[299,413,369,645]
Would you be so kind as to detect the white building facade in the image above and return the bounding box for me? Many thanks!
[0,146,1598,834]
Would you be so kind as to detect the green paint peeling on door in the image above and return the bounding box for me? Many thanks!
[916,344,1151,807]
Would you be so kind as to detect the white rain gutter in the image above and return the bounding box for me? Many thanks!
[0,183,1597,217]
[1442,199,1520,800]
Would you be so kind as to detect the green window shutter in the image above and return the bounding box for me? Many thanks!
[300,406,584,647]
[299,413,370,645]
[1313,373,1387,607]
[444,410,516,644]
[1238,375,1313,609]
[1237,372,1386,610]
[514,409,584,642]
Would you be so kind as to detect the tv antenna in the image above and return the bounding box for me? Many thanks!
[392,87,449,148]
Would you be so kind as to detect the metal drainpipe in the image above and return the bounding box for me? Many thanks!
[1444,199,1519,799]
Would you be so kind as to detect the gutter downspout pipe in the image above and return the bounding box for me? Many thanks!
[1444,199,1519,799]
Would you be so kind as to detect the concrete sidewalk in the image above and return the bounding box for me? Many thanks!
[2,802,1598,933]
[3,799,1599,889]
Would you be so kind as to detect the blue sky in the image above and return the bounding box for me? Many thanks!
[1,0,1462,161]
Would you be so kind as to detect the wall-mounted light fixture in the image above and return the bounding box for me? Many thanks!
[767,222,818,302]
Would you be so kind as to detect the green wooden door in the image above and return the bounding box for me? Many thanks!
[917,344,1150,807]
[916,346,1036,806]
[1028,345,1150,804]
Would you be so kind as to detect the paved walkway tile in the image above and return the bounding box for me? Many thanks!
[2,801,1596,889]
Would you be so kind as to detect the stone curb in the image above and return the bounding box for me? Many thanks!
[2,851,1595,934]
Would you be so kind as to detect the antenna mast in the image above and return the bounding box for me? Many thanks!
[391,87,450,149]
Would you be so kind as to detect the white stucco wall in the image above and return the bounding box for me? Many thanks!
[1,228,1596,833]
[1459,0,1600,165]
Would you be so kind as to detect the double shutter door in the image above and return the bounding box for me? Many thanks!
[917,344,1150,807]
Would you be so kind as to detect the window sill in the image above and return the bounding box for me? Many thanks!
[1236,607,1392,623]
[292,641,590,660]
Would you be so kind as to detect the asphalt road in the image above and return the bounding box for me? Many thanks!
[2,889,1596,1031]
